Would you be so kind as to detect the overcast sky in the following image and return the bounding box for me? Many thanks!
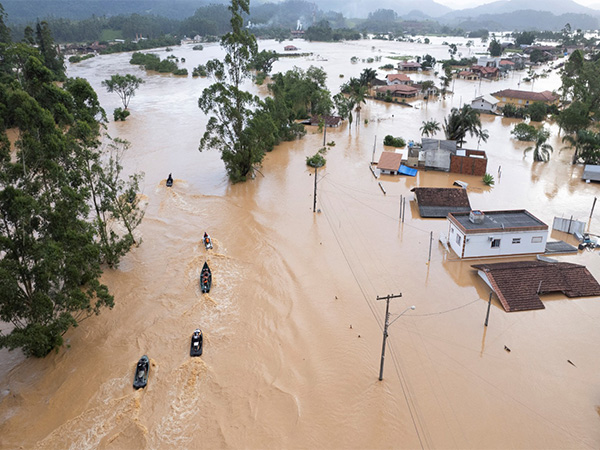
[434,0,599,9]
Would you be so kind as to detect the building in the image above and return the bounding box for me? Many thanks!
[582,165,600,182]
[458,70,479,81]
[377,151,404,175]
[470,65,499,79]
[447,210,548,258]
[411,187,471,218]
[422,138,457,171]
[472,261,600,312]
[471,94,499,114]
[450,149,488,176]
[397,61,422,71]
[385,73,413,85]
[309,115,342,127]
[376,84,419,98]
[492,89,559,108]
[284,45,298,51]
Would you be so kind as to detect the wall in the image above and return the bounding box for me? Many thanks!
[450,150,487,176]
[448,224,547,258]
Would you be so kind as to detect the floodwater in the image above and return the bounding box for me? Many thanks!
[1,37,600,449]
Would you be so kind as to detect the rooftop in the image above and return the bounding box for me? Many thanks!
[377,152,403,172]
[492,89,559,103]
[472,261,600,312]
[376,85,419,94]
[448,210,548,233]
[411,187,471,218]
[386,73,412,82]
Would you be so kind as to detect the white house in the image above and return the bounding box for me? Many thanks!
[471,94,499,114]
[447,210,548,258]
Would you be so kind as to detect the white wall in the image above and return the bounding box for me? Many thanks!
[448,224,547,258]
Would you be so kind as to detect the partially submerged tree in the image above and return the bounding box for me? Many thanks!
[420,119,440,137]
[524,128,553,162]
[443,105,488,148]
[198,0,277,182]
[102,74,144,111]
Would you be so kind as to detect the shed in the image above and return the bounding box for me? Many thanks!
[377,152,403,174]
[582,164,600,182]
[472,261,600,312]
[310,115,342,127]
[411,187,471,218]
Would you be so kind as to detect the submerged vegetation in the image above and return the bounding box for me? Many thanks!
[0,13,145,356]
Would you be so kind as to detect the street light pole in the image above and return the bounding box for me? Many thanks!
[377,293,415,381]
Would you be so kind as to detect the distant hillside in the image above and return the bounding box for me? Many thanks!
[443,0,598,19]
[449,10,599,31]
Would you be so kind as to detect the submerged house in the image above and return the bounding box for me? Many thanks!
[447,210,548,258]
[582,165,600,183]
[422,138,457,171]
[472,261,600,312]
[471,94,499,114]
[377,151,405,174]
[376,84,420,98]
[411,187,471,218]
[492,89,559,108]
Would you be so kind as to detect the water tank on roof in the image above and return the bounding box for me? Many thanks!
[469,210,485,224]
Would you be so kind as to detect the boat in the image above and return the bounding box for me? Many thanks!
[190,329,203,356]
[200,262,212,293]
[133,355,149,389]
[203,233,213,250]
[166,173,173,187]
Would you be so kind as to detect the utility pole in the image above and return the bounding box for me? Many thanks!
[323,122,327,146]
[377,293,414,381]
[313,166,318,213]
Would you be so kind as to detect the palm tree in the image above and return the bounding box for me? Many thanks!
[333,92,355,134]
[349,84,367,127]
[525,128,553,162]
[359,68,377,88]
[420,119,441,137]
[443,105,487,148]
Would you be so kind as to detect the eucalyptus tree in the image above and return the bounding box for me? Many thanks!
[198,0,277,182]
[102,74,144,110]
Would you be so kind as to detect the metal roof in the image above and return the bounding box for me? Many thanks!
[448,210,547,233]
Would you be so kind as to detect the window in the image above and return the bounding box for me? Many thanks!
[518,99,523,104]
[512,238,521,244]
[491,239,501,248]
[532,236,543,243]
[456,235,461,245]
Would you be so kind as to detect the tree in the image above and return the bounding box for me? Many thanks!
[333,92,355,133]
[102,74,144,111]
[359,68,377,87]
[420,119,440,137]
[0,28,143,357]
[514,31,536,46]
[198,0,277,182]
[251,49,278,75]
[563,129,600,164]
[488,39,502,57]
[511,123,538,141]
[35,21,65,80]
[526,102,547,122]
[439,66,453,98]
[443,105,487,148]
[524,128,553,162]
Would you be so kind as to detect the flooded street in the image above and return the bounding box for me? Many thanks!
[1,37,600,449]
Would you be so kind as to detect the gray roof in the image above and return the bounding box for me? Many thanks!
[583,164,600,181]
[545,241,578,254]
[448,210,548,233]
[419,205,471,218]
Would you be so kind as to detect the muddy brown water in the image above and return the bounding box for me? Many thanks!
[1,37,600,449]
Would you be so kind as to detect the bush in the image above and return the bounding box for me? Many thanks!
[383,135,406,147]
[379,64,395,69]
[483,173,495,186]
[192,64,207,77]
[307,147,328,167]
[113,107,130,121]
[173,68,188,76]
[511,123,538,141]
[526,102,548,122]
[68,54,95,63]
[192,45,204,51]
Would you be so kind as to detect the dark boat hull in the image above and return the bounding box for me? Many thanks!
[133,355,149,389]
[200,262,212,293]
[190,333,203,357]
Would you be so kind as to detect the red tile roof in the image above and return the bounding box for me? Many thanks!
[310,115,342,127]
[377,151,403,171]
[472,261,600,312]
[386,73,412,83]
[492,89,559,103]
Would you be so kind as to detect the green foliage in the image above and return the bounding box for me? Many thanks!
[443,105,488,148]
[251,50,278,74]
[173,68,188,76]
[511,123,538,141]
[562,129,600,164]
[526,102,548,122]
[192,64,207,77]
[514,31,536,46]
[113,107,130,121]
[482,173,495,186]
[193,44,204,51]
[102,73,144,109]
[306,147,327,167]
[383,135,406,147]
[305,20,360,42]
[35,21,66,80]
[502,103,527,119]
[488,38,502,57]
[100,36,180,54]
[420,54,436,70]
[130,52,182,73]
[468,29,489,39]
[0,31,144,356]
[68,54,95,63]
[379,64,394,70]
[524,128,553,162]
[420,119,440,137]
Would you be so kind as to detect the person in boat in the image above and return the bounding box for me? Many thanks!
[194,329,201,337]
[167,173,173,185]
